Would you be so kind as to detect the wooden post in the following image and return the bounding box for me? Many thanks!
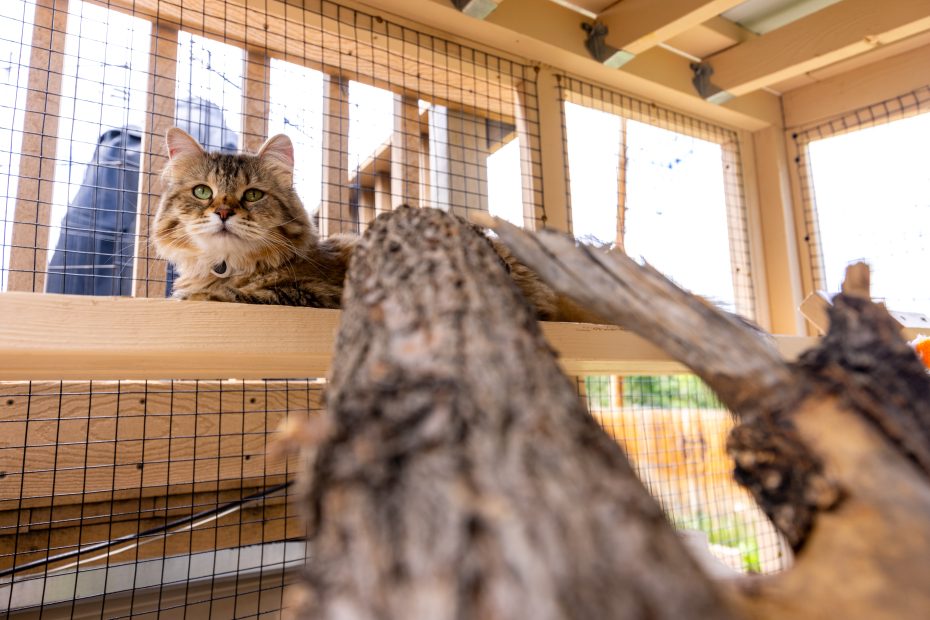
[320,74,352,236]
[748,126,805,335]
[298,207,732,619]
[390,94,420,208]
[8,0,68,293]
[373,171,392,216]
[615,118,628,251]
[131,22,178,298]
[513,77,542,230]
[242,50,270,153]
[514,67,569,233]
[426,105,487,214]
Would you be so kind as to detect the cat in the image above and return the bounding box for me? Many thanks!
[153,128,600,322]
[153,128,353,307]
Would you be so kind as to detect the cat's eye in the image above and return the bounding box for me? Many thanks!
[192,184,213,200]
[242,188,265,202]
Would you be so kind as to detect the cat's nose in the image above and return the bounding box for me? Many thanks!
[214,206,232,221]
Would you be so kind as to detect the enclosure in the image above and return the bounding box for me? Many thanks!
[1,0,929,617]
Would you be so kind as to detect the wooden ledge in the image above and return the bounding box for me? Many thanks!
[0,293,816,380]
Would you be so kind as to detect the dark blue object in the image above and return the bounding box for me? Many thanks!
[45,97,238,296]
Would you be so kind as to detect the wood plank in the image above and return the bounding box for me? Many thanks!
[0,294,340,380]
[390,95,421,208]
[704,0,930,97]
[748,126,805,335]
[783,42,930,129]
[243,49,271,153]
[0,293,817,381]
[0,379,321,509]
[320,74,354,236]
[534,67,570,233]
[0,501,302,572]
[89,0,521,125]
[7,0,68,293]
[599,0,746,57]
[513,76,544,229]
[131,23,178,298]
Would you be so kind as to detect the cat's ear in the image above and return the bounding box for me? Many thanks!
[165,127,204,160]
[257,134,295,174]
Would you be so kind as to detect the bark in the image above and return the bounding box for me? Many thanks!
[484,218,930,620]
[298,207,734,620]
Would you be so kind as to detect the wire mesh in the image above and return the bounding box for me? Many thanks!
[579,375,790,575]
[558,76,757,320]
[791,84,930,316]
[0,0,544,296]
[0,0,780,615]
[0,378,318,617]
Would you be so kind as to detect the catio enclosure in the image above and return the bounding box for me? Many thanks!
[0,0,929,617]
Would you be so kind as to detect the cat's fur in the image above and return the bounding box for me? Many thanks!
[153,128,600,322]
[154,128,354,307]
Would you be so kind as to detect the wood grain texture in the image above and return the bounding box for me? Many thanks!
[301,206,734,619]
[0,292,815,381]
[706,0,930,96]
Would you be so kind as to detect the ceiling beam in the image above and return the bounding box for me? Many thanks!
[701,0,930,99]
[596,0,747,62]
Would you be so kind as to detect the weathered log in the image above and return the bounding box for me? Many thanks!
[298,207,735,619]
[484,216,930,619]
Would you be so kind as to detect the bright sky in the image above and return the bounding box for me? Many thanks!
[807,112,930,315]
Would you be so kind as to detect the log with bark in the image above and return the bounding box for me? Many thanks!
[291,206,930,619]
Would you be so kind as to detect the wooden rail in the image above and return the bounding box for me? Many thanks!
[0,292,817,381]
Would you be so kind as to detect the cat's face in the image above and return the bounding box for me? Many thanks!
[153,128,316,276]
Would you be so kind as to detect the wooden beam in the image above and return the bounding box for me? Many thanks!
[390,94,421,208]
[91,0,781,130]
[0,292,817,381]
[7,0,68,293]
[783,41,930,129]
[703,0,930,98]
[534,67,570,232]
[320,74,353,236]
[746,127,805,335]
[242,49,270,153]
[131,23,178,298]
[513,76,544,229]
[598,0,746,57]
[0,379,317,510]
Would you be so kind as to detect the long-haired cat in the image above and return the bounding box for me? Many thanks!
[153,128,353,307]
[153,128,600,322]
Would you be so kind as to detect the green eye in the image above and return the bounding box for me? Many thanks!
[192,184,213,200]
[243,188,265,202]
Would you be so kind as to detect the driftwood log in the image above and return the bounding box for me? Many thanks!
[293,206,930,619]
[297,207,732,619]
[485,215,930,620]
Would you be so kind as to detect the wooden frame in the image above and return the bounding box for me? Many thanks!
[0,293,816,381]
[703,0,930,98]
[7,0,68,293]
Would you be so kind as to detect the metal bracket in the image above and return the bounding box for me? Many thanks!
[452,0,500,20]
[581,22,634,69]
[690,62,734,105]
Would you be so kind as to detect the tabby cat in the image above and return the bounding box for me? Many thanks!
[153,128,598,322]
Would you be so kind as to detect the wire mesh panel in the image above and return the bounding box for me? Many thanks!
[0,379,319,618]
[0,0,547,297]
[0,0,775,615]
[559,76,757,319]
[791,85,930,316]
[578,375,789,575]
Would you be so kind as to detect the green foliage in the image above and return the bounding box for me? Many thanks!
[622,374,721,409]
[675,512,763,574]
